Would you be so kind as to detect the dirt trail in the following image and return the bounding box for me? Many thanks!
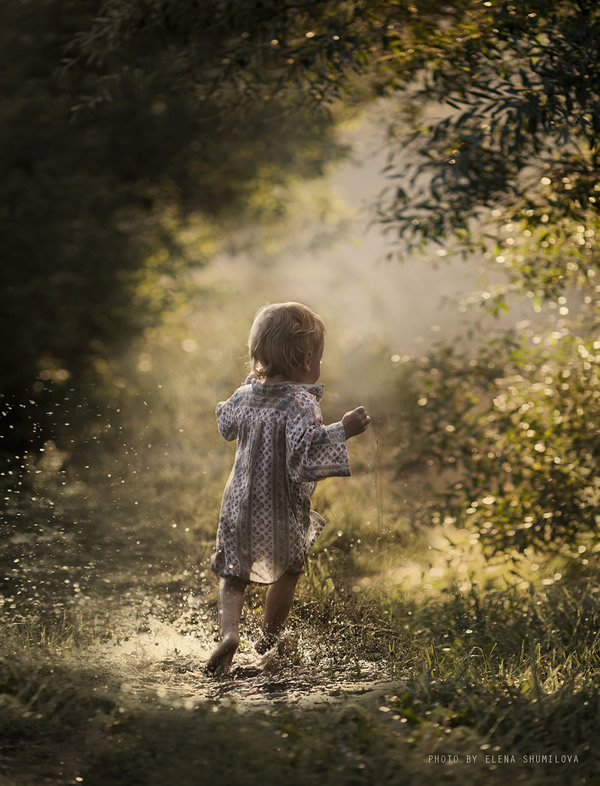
[84,606,405,714]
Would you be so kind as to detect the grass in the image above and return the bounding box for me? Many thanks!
[1,490,599,786]
[1,590,597,785]
[1,334,599,785]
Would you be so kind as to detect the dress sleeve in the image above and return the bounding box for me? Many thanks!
[286,398,351,482]
[215,396,238,441]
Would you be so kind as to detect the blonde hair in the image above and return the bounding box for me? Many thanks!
[248,302,325,380]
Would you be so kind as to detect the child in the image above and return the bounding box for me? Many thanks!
[206,301,370,675]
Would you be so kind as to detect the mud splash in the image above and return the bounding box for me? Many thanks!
[84,601,404,714]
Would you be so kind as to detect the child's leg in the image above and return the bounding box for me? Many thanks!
[206,577,246,675]
[255,570,301,654]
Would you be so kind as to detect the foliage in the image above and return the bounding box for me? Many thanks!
[3,0,600,586]
[347,0,600,553]
[90,0,600,300]
[68,0,463,103]
[7,0,599,432]
[392,316,600,553]
[378,1,600,280]
[0,0,349,430]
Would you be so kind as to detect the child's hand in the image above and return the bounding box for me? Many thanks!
[342,406,371,439]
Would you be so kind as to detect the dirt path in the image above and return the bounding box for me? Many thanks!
[84,607,405,713]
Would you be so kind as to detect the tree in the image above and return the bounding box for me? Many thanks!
[1,0,474,453]
[377,0,600,302]
[369,0,600,554]
[5,0,599,555]
[0,0,350,453]
[69,0,600,302]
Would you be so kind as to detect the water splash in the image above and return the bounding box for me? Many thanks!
[83,600,403,713]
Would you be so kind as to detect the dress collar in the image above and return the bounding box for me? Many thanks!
[250,378,324,401]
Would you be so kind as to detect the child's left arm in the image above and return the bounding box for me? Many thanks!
[286,399,351,482]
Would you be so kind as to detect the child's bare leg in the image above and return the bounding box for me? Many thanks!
[255,571,301,654]
[206,577,246,675]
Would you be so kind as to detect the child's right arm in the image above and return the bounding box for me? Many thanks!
[216,396,238,441]
[216,376,255,441]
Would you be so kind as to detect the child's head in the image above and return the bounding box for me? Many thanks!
[248,302,325,382]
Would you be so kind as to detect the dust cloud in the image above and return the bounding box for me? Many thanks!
[195,103,507,387]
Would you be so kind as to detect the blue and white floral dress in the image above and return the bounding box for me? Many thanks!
[210,378,350,584]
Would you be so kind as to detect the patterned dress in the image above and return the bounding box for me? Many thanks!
[210,378,351,584]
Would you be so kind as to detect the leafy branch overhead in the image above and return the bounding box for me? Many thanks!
[73,0,600,299]
[378,0,600,299]
[0,0,481,404]
[0,0,355,402]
